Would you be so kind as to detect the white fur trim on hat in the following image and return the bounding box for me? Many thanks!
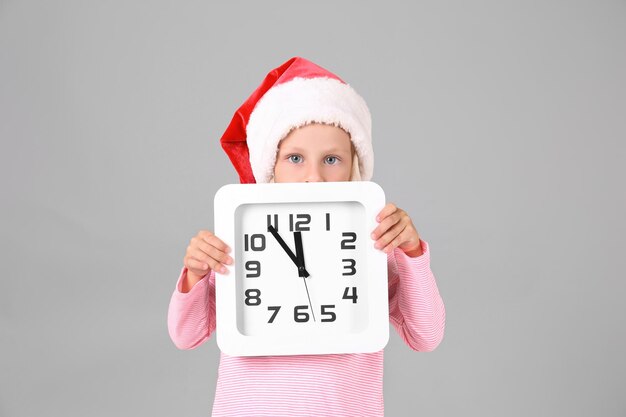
[246,77,373,183]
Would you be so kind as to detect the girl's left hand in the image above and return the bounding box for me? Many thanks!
[371,203,423,257]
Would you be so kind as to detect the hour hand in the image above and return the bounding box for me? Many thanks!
[267,225,310,277]
[294,231,308,278]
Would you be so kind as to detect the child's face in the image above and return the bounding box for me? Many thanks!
[273,123,354,183]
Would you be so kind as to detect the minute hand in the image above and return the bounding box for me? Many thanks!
[267,225,310,277]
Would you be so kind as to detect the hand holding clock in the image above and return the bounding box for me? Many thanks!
[182,230,233,293]
[371,203,424,258]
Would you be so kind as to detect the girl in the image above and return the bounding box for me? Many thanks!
[168,57,445,417]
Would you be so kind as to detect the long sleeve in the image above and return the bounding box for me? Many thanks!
[388,239,446,351]
[167,266,216,350]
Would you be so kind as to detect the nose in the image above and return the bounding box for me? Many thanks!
[304,164,324,183]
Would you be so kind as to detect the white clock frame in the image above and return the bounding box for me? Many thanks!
[214,181,389,356]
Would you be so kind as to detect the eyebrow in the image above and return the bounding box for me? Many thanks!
[278,146,351,155]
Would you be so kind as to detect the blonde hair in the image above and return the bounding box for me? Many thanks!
[349,146,361,181]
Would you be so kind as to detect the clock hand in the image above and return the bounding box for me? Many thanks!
[294,231,315,322]
[267,225,310,277]
[293,231,307,278]
[267,225,298,264]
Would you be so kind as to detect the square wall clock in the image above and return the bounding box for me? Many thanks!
[214,181,388,356]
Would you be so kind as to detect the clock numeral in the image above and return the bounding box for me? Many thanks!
[244,289,261,306]
[342,259,356,276]
[325,213,330,231]
[342,287,358,304]
[267,214,278,232]
[341,232,357,250]
[267,306,281,323]
[289,305,337,323]
[320,305,336,322]
[244,234,266,252]
[289,214,311,232]
[294,305,310,323]
[245,261,261,278]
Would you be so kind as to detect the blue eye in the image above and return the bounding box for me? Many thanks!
[288,155,303,163]
[325,156,339,165]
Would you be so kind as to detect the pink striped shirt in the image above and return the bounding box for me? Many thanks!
[168,239,445,416]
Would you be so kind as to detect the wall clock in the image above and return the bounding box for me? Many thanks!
[214,181,388,356]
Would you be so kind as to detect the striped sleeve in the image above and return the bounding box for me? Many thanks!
[388,239,446,351]
[167,266,216,350]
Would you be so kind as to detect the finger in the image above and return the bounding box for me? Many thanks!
[196,239,233,265]
[197,232,231,253]
[382,224,410,253]
[371,211,404,240]
[185,257,213,276]
[376,203,397,222]
[375,221,406,250]
[188,248,228,274]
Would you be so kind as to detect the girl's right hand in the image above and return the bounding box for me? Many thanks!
[183,230,233,282]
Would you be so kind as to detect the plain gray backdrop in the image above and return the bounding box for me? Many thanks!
[1,1,625,416]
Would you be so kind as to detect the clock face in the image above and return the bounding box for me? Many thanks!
[235,201,368,337]
[214,181,388,356]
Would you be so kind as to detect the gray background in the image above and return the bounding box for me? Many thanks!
[1,1,625,416]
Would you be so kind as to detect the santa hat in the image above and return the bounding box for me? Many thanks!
[219,57,373,184]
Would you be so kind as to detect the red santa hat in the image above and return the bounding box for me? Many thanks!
[219,57,373,184]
